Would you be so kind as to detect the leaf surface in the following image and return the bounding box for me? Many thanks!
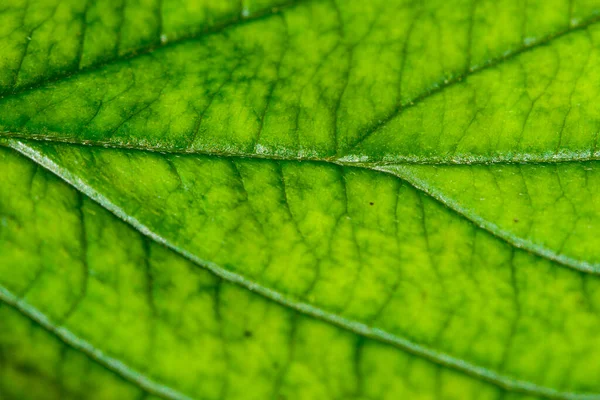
[0,145,509,400]
[2,0,600,399]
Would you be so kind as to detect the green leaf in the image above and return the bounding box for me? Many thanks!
[2,0,600,399]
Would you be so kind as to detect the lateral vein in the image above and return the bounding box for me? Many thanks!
[0,286,194,400]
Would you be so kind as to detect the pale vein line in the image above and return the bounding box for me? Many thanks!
[0,286,193,400]
[374,165,600,275]
[5,136,598,276]
[5,130,600,165]
[7,140,600,400]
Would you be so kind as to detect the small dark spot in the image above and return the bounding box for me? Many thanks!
[244,330,253,338]
[513,218,519,223]
[369,202,374,206]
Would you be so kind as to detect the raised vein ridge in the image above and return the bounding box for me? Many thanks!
[4,137,598,277]
[0,286,192,400]
[4,131,600,164]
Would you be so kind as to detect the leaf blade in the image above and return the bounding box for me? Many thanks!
[3,0,600,398]
[6,138,600,396]
[0,145,510,400]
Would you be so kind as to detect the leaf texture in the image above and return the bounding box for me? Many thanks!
[2,0,600,399]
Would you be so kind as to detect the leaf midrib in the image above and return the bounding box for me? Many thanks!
[6,138,600,400]
[4,135,597,275]
[5,130,600,165]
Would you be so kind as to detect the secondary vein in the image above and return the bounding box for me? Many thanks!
[344,14,600,153]
[0,0,311,99]
[0,286,194,400]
